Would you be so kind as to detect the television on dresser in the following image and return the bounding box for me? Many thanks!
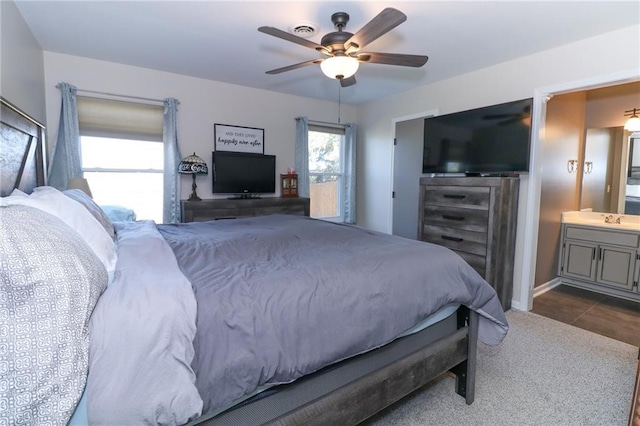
[212,151,276,197]
[422,98,532,175]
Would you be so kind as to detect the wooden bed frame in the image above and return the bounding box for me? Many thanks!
[1,97,480,426]
[191,308,478,426]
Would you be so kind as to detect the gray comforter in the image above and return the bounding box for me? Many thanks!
[158,214,508,414]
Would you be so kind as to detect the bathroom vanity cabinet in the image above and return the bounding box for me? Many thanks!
[559,221,640,300]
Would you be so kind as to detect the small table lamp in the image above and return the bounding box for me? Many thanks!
[178,153,208,201]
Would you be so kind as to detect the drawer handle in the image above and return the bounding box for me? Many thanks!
[442,194,466,199]
[442,214,465,221]
[441,235,464,242]
[592,247,596,260]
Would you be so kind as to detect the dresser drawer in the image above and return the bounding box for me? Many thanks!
[451,249,486,277]
[421,225,487,257]
[423,185,490,209]
[422,205,489,232]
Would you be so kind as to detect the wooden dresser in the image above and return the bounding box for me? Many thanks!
[418,176,519,310]
[181,197,310,223]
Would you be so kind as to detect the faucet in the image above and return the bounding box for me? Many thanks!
[615,216,622,224]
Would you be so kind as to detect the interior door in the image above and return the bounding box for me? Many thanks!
[392,119,424,239]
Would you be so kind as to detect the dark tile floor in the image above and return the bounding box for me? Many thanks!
[532,284,640,347]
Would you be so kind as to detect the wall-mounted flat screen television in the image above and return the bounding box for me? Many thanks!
[212,151,276,197]
[422,98,532,175]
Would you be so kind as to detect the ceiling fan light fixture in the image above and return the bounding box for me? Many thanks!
[320,56,359,80]
[624,108,640,132]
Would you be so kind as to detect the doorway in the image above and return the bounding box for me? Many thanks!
[523,72,640,312]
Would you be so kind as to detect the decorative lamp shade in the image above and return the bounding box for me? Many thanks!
[67,178,93,198]
[624,108,640,132]
[178,153,207,202]
[178,153,208,175]
[320,56,359,80]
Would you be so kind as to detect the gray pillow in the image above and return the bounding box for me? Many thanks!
[63,189,116,239]
[0,205,108,425]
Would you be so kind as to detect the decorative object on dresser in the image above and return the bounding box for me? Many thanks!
[280,173,298,197]
[178,152,208,201]
[418,176,519,310]
[181,197,310,222]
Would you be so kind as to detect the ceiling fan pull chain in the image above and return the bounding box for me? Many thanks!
[338,83,342,124]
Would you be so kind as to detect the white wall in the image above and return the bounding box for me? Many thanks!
[1,0,46,123]
[42,52,357,201]
[357,25,640,308]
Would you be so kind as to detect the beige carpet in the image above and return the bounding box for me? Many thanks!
[365,310,637,426]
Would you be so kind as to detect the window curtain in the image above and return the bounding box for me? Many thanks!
[294,117,310,198]
[343,123,356,223]
[48,82,82,189]
[163,98,182,224]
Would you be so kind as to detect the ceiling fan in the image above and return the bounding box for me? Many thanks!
[258,8,429,87]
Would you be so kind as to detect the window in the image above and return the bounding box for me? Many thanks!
[77,96,164,222]
[308,126,345,220]
[81,136,163,222]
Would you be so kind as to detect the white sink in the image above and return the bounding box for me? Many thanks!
[561,211,640,231]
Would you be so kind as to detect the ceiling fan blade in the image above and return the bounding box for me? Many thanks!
[340,76,357,87]
[344,8,406,52]
[259,26,330,54]
[357,52,428,67]
[265,59,322,75]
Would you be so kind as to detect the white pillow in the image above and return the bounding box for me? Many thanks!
[1,186,117,272]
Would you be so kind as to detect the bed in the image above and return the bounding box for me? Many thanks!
[0,98,509,425]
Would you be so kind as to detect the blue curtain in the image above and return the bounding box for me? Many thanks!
[163,98,182,224]
[343,123,356,223]
[48,82,81,189]
[294,117,310,198]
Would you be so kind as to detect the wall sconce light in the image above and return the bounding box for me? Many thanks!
[567,159,578,174]
[624,108,640,132]
[584,161,593,174]
[178,153,208,201]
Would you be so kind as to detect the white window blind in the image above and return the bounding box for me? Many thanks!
[77,96,163,141]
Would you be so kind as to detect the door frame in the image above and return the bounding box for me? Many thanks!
[388,109,439,235]
[518,68,640,310]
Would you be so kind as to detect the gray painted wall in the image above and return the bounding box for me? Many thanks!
[1,0,46,123]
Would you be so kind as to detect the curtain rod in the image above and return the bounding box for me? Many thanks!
[75,88,164,105]
[308,119,345,129]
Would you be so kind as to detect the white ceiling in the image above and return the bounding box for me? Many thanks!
[14,1,640,105]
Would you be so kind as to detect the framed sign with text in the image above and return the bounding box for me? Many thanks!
[214,123,264,154]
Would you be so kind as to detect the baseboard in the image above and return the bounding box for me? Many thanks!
[532,277,563,299]
[510,300,526,311]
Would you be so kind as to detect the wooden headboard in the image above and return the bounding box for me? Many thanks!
[0,97,46,196]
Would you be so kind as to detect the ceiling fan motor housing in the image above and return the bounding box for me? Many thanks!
[321,12,354,54]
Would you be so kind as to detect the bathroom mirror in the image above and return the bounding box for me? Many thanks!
[579,128,638,215]
[626,136,640,214]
